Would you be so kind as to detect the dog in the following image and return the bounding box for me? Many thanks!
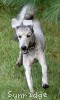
[11,4,49,93]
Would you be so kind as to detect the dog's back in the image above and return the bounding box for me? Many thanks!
[33,20,45,50]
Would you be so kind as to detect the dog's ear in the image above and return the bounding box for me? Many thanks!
[11,18,20,28]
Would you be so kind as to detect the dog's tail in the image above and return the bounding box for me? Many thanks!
[18,4,35,20]
[12,4,35,28]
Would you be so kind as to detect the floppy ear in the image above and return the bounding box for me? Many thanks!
[23,20,33,26]
[11,18,20,28]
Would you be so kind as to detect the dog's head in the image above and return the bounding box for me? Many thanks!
[11,18,35,54]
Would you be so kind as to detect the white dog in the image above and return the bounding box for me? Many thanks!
[11,4,49,93]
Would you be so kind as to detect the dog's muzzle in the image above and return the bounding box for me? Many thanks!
[21,45,28,54]
[21,41,36,54]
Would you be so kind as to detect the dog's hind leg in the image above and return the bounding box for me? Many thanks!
[16,50,23,67]
[38,51,49,89]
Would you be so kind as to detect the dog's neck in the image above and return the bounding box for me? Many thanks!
[28,34,36,50]
[28,41,36,49]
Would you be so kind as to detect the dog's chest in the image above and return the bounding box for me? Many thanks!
[27,47,41,59]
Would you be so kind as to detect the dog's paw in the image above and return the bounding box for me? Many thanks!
[42,84,49,89]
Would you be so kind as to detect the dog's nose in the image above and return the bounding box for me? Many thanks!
[21,45,27,50]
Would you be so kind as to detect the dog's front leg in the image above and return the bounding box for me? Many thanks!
[25,67,34,93]
[38,51,49,88]
[23,56,34,93]
[16,50,23,67]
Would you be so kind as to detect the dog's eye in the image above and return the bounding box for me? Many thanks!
[19,35,22,38]
[27,35,30,38]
